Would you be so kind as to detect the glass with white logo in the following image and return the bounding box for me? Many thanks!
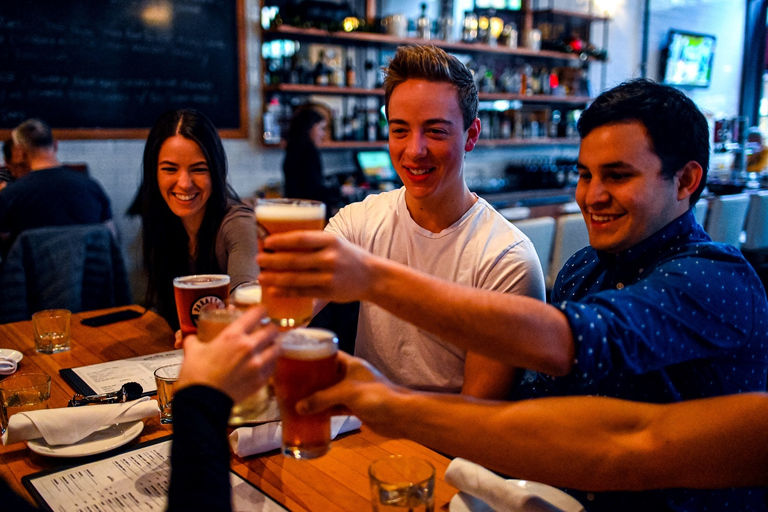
[173,274,230,337]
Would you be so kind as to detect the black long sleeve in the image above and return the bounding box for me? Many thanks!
[167,385,234,512]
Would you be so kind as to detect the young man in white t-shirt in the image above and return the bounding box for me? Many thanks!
[262,45,545,398]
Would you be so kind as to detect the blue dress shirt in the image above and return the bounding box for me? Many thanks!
[517,208,768,511]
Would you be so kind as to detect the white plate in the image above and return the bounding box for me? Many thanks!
[449,479,585,512]
[27,420,144,458]
[0,349,23,363]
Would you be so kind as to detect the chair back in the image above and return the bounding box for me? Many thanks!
[742,191,768,250]
[513,216,556,281]
[548,213,590,289]
[0,224,131,323]
[692,198,709,227]
[705,194,750,247]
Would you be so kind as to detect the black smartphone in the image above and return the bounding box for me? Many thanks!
[81,309,143,327]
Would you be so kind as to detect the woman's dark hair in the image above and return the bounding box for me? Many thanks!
[139,109,240,325]
[578,78,709,205]
[285,103,325,147]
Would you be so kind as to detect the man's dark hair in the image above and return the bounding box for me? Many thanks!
[577,78,709,205]
[12,118,55,150]
[383,45,478,131]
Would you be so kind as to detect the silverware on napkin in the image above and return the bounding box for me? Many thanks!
[68,382,144,407]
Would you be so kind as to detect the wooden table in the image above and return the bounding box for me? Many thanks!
[0,306,458,511]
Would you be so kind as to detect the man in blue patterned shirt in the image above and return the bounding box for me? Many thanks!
[258,78,768,511]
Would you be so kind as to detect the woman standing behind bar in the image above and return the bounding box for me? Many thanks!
[282,103,340,217]
[140,109,258,329]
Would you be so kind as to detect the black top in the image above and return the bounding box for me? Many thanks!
[0,166,112,246]
[282,141,340,215]
[0,385,235,511]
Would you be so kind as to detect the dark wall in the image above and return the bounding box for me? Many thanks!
[0,0,242,131]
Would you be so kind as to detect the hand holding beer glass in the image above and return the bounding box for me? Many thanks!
[255,198,325,328]
[273,328,340,459]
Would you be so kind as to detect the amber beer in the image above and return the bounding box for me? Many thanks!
[255,199,325,328]
[273,328,339,459]
[173,274,230,337]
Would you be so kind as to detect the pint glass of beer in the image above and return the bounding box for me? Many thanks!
[173,274,230,337]
[273,328,339,459]
[255,199,326,328]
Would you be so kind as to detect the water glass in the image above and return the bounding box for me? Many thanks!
[154,363,181,424]
[32,309,71,354]
[369,455,435,512]
[0,373,51,433]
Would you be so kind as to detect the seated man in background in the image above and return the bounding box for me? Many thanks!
[258,78,768,511]
[0,118,114,254]
[311,45,545,398]
[0,138,29,192]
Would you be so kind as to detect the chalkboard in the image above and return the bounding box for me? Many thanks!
[0,0,247,138]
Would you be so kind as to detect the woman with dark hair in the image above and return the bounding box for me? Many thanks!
[140,109,258,329]
[282,103,340,216]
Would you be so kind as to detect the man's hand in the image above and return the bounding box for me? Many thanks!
[296,352,409,439]
[177,306,280,403]
[257,231,376,304]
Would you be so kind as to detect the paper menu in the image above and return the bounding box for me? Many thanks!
[60,350,184,397]
[23,438,286,511]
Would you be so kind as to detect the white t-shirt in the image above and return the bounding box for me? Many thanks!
[326,188,545,392]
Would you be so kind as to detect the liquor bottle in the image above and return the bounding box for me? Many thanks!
[314,50,331,86]
[263,97,282,145]
[346,62,356,88]
[416,3,431,40]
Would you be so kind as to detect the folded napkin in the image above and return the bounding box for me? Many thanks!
[445,458,567,512]
[0,357,17,376]
[2,397,159,446]
[229,415,362,457]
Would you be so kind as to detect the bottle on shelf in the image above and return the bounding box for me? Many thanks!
[416,3,431,40]
[263,97,282,145]
[462,11,478,43]
[314,50,332,86]
[345,61,356,88]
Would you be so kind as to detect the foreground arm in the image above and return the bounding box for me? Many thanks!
[462,352,516,398]
[258,231,573,375]
[301,353,768,491]
[168,307,279,512]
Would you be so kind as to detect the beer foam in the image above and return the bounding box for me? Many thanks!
[255,203,326,221]
[234,284,261,304]
[279,328,338,360]
[174,274,230,289]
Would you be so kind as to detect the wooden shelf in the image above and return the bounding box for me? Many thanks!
[263,25,592,61]
[264,84,384,96]
[532,9,610,23]
[478,93,591,104]
[264,84,590,105]
[261,138,578,150]
[476,137,580,147]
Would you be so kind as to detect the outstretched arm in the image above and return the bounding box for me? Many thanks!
[300,353,768,491]
[168,307,280,512]
[257,231,574,375]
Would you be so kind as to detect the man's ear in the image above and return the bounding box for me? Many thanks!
[677,161,703,201]
[465,118,481,152]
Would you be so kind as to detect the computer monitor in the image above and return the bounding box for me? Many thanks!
[355,150,397,183]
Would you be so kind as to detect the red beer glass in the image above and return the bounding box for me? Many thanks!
[273,328,339,459]
[173,274,230,337]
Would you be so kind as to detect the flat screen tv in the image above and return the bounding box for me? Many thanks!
[661,30,716,88]
[355,150,397,182]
